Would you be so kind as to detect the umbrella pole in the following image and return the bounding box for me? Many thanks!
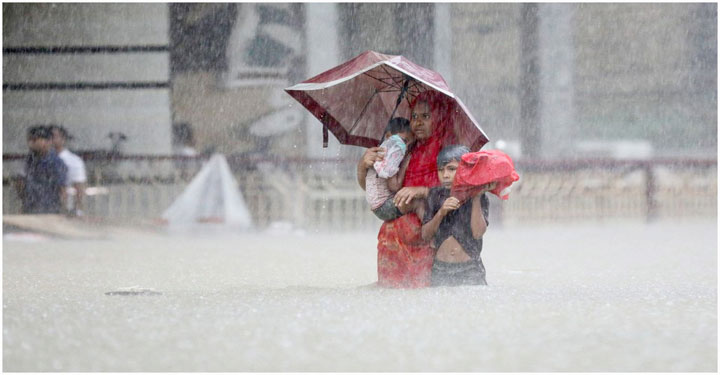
[388,76,412,122]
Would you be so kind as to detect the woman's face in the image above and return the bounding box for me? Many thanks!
[410,101,433,140]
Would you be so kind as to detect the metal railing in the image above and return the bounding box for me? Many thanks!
[3,154,716,230]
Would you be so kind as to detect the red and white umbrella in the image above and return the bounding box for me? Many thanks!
[285,50,489,150]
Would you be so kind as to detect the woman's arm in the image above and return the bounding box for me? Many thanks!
[422,197,460,241]
[393,186,429,210]
[356,147,384,190]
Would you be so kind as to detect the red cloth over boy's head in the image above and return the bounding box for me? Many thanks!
[450,150,520,202]
[403,91,457,188]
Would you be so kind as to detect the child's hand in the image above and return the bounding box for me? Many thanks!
[479,182,497,194]
[361,147,385,168]
[439,197,460,216]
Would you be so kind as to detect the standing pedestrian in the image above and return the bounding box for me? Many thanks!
[17,126,67,214]
[49,125,87,216]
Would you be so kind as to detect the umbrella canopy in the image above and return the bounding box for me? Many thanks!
[285,50,490,150]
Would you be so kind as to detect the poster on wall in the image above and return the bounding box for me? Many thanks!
[224,3,305,87]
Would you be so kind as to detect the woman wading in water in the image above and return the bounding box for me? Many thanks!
[357,91,458,288]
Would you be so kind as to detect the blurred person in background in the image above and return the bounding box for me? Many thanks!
[15,126,67,214]
[173,122,198,157]
[49,125,87,217]
[172,122,199,179]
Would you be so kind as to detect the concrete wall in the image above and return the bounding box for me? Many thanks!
[573,3,717,153]
[2,3,172,155]
[449,3,522,148]
[449,3,716,157]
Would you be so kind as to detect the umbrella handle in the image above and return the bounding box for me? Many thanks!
[388,75,413,122]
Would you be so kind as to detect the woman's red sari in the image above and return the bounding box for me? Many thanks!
[376,91,457,288]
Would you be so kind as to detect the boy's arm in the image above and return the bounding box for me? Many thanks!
[387,155,410,192]
[422,197,460,242]
[470,194,489,239]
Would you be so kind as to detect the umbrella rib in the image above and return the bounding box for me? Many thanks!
[348,89,378,135]
[364,72,403,89]
[380,65,405,88]
[404,81,426,106]
[363,65,405,89]
[408,80,426,95]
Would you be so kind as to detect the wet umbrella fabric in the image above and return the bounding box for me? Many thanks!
[285,50,489,150]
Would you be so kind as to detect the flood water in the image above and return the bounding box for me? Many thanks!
[3,219,717,371]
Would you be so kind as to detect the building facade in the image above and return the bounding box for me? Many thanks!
[3,3,172,156]
[3,3,716,166]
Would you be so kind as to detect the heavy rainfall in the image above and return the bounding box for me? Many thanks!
[2,3,717,372]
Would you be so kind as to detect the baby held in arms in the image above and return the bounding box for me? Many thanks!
[364,117,422,221]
